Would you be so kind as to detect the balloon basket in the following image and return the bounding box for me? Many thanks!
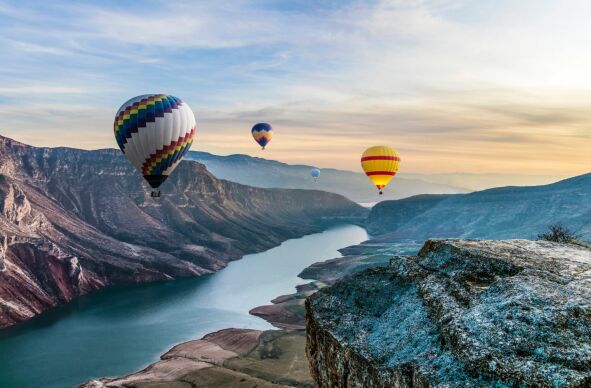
[150,190,161,198]
[379,191,383,195]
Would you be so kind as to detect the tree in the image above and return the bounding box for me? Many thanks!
[537,223,580,244]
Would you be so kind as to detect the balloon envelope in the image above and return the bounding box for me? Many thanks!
[360,146,400,194]
[251,123,273,149]
[310,168,320,179]
[114,94,196,189]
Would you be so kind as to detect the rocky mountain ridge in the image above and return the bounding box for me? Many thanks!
[0,135,366,328]
[365,174,591,239]
[306,239,591,387]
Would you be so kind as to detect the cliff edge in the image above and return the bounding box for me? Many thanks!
[306,239,591,387]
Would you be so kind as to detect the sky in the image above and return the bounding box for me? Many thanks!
[0,0,590,183]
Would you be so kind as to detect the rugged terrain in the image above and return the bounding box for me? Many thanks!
[187,151,467,202]
[0,135,366,328]
[365,174,591,239]
[306,239,591,387]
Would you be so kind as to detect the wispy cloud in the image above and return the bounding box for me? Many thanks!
[0,85,84,94]
[0,0,590,179]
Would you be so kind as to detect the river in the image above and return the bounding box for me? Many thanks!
[0,224,368,388]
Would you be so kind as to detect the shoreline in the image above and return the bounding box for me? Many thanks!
[80,263,332,387]
[0,221,360,332]
[1,224,371,388]
[81,237,402,387]
[81,288,315,388]
[83,328,312,388]
[81,280,321,387]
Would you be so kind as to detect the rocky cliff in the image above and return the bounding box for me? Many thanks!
[0,135,366,328]
[306,239,591,387]
[365,174,591,239]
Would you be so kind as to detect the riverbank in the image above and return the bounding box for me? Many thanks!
[0,225,368,388]
[83,329,311,388]
[83,238,420,387]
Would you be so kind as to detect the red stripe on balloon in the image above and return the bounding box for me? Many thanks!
[141,127,196,174]
[365,171,396,176]
[361,156,400,162]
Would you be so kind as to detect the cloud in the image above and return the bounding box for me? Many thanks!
[0,85,84,94]
[0,0,590,179]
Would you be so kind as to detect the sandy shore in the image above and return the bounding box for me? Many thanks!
[82,328,311,388]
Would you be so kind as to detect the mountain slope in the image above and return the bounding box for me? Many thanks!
[365,174,591,240]
[0,136,366,328]
[186,151,467,202]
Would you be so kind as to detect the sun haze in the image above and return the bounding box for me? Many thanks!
[0,1,589,184]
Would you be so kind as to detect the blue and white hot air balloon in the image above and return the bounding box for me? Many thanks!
[310,167,320,182]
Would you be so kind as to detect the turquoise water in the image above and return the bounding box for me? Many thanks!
[0,225,368,388]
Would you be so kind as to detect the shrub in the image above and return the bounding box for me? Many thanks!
[537,223,580,244]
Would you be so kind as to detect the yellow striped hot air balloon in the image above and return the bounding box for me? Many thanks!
[361,146,400,195]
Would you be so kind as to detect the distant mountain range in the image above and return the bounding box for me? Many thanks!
[186,151,467,202]
[0,136,366,328]
[365,174,591,241]
[403,172,569,191]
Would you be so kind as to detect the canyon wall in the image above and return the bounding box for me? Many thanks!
[0,135,367,328]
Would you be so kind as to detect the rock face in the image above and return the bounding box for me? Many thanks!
[306,239,591,387]
[0,235,6,271]
[0,135,366,328]
[365,174,591,239]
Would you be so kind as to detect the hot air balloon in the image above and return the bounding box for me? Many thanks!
[361,146,400,195]
[251,123,273,149]
[114,94,196,197]
[310,167,320,182]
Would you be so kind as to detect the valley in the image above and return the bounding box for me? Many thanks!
[0,135,366,329]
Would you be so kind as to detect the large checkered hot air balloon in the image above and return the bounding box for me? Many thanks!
[361,146,400,195]
[251,123,273,149]
[114,94,196,197]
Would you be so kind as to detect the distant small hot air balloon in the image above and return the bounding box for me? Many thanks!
[361,146,400,195]
[310,167,320,182]
[251,123,273,149]
[114,94,196,197]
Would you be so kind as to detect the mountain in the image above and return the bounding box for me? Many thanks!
[404,172,569,191]
[307,239,591,386]
[0,135,366,328]
[186,151,467,203]
[365,174,591,240]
